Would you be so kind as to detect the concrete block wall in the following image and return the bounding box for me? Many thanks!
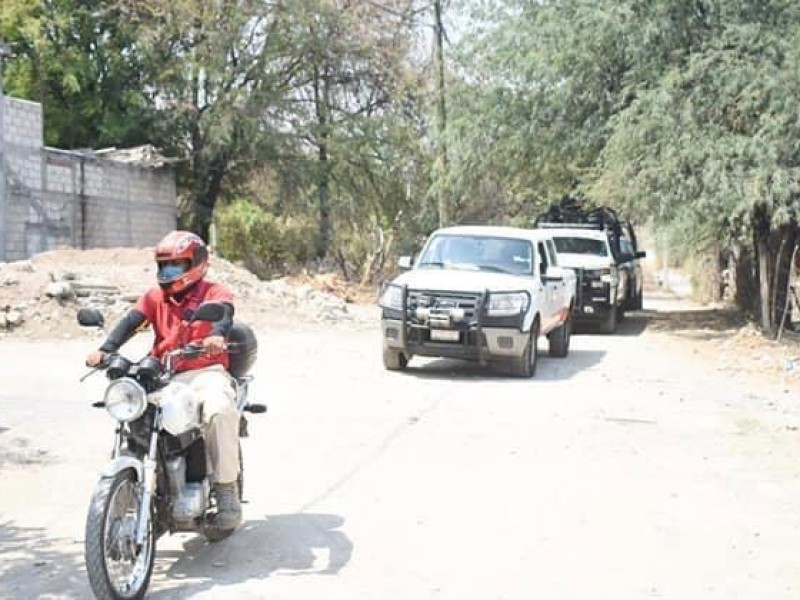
[1,93,176,261]
[80,158,176,249]
[2,97,45,259]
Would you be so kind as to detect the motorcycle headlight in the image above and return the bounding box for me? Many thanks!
[379,285,404,310]
[103,378,147,423]
[487,292,529,316]
[159,382,201,436]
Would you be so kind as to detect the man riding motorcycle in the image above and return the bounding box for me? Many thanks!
[85,230,242,529]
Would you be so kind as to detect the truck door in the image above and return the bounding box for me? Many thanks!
[537,241,557,331]
[546,238,568,320]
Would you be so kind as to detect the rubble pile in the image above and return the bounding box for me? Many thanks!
[0,247,379,340]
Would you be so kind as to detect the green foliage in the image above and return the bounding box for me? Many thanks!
[0,0,155,149]
[10,0,800,320]
[448,0,800,326]
[215,199,316,279]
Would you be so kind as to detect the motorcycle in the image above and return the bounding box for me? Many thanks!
[77,302,265,600]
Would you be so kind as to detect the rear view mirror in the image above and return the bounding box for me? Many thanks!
[397,256,412,269]
[192,302,225,323]
[634,250,647,259]
[77,307,105,327]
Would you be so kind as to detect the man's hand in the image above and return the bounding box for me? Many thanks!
[203,335,226,354]
[85,350,107,367]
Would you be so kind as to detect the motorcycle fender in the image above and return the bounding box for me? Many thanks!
[101,456,144,482]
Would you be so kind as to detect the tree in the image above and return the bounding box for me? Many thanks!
[0,0,155,149]
[593,12,800,332]
[121,0,297,241]
[269,0,422,260]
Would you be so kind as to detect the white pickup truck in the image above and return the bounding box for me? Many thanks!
[378,225,577,377]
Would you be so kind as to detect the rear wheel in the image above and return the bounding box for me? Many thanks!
[383,348,408,371]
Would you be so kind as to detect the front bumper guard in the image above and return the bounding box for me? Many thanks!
[381,285,530,364]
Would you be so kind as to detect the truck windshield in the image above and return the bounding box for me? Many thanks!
[417,235,533,275]
[552,236,609,257]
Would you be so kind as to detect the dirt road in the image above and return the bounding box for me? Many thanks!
[1,288,800,599]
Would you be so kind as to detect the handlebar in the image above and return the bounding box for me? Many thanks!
[82,341,247,382]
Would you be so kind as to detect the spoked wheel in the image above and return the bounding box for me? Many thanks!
[85,470,155,600]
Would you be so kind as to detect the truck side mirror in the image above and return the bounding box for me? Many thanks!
[397,256,413,269]
[543,266,564,282]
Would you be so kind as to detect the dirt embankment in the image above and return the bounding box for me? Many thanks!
[2,246,800,394]
[0,247,380,341]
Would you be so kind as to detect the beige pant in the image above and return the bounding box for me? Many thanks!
[172,365,239,485]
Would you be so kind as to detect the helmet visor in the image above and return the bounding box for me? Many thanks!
[158,262,188,283]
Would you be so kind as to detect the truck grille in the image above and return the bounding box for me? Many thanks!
[571,267,608,307]
[407,290,482,321]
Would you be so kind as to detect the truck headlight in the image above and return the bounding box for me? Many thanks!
[104,378,147,423]
[600,267,618,284]
[585,268,617,285]
[487,292,529,316]
[379,285,404,310]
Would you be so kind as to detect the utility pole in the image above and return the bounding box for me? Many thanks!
[433,0,449,228]
[0,40,11,262]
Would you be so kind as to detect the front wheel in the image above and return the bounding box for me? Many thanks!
[633,289,643,310]
[383,348,409,371]
[548,313,572,358]
[509,320,539,378]
[85,470,155,600]
[600,306,618,334]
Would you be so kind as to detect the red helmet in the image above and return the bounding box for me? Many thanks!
[154,230,208,296]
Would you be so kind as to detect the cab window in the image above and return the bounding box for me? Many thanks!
[537,241,549,277]
[546,239,559,267]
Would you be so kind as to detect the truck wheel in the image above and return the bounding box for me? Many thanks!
[548,314,571,358]
[600,306,618,334]
[633,289,643,310]
[383,348,408,371]
[509,320,539,378]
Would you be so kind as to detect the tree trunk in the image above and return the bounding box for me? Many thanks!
[190,155,226,242]
[753,206,773,335]
[317,140,331,260]
[313,66,332,261]
[757,233,772,334]
[433,0,449,228]
[770,224,798,336]
[733,241,757,317]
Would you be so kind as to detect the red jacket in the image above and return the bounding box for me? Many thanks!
[135,280,234,373]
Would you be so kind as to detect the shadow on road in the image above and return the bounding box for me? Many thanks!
[637,306,748,341]
[0,521,86,598]
[573,300,748,342]
[399,347,606,381]
[0,434,56,469]
[149,513,352,598]
[574,312,650,337]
